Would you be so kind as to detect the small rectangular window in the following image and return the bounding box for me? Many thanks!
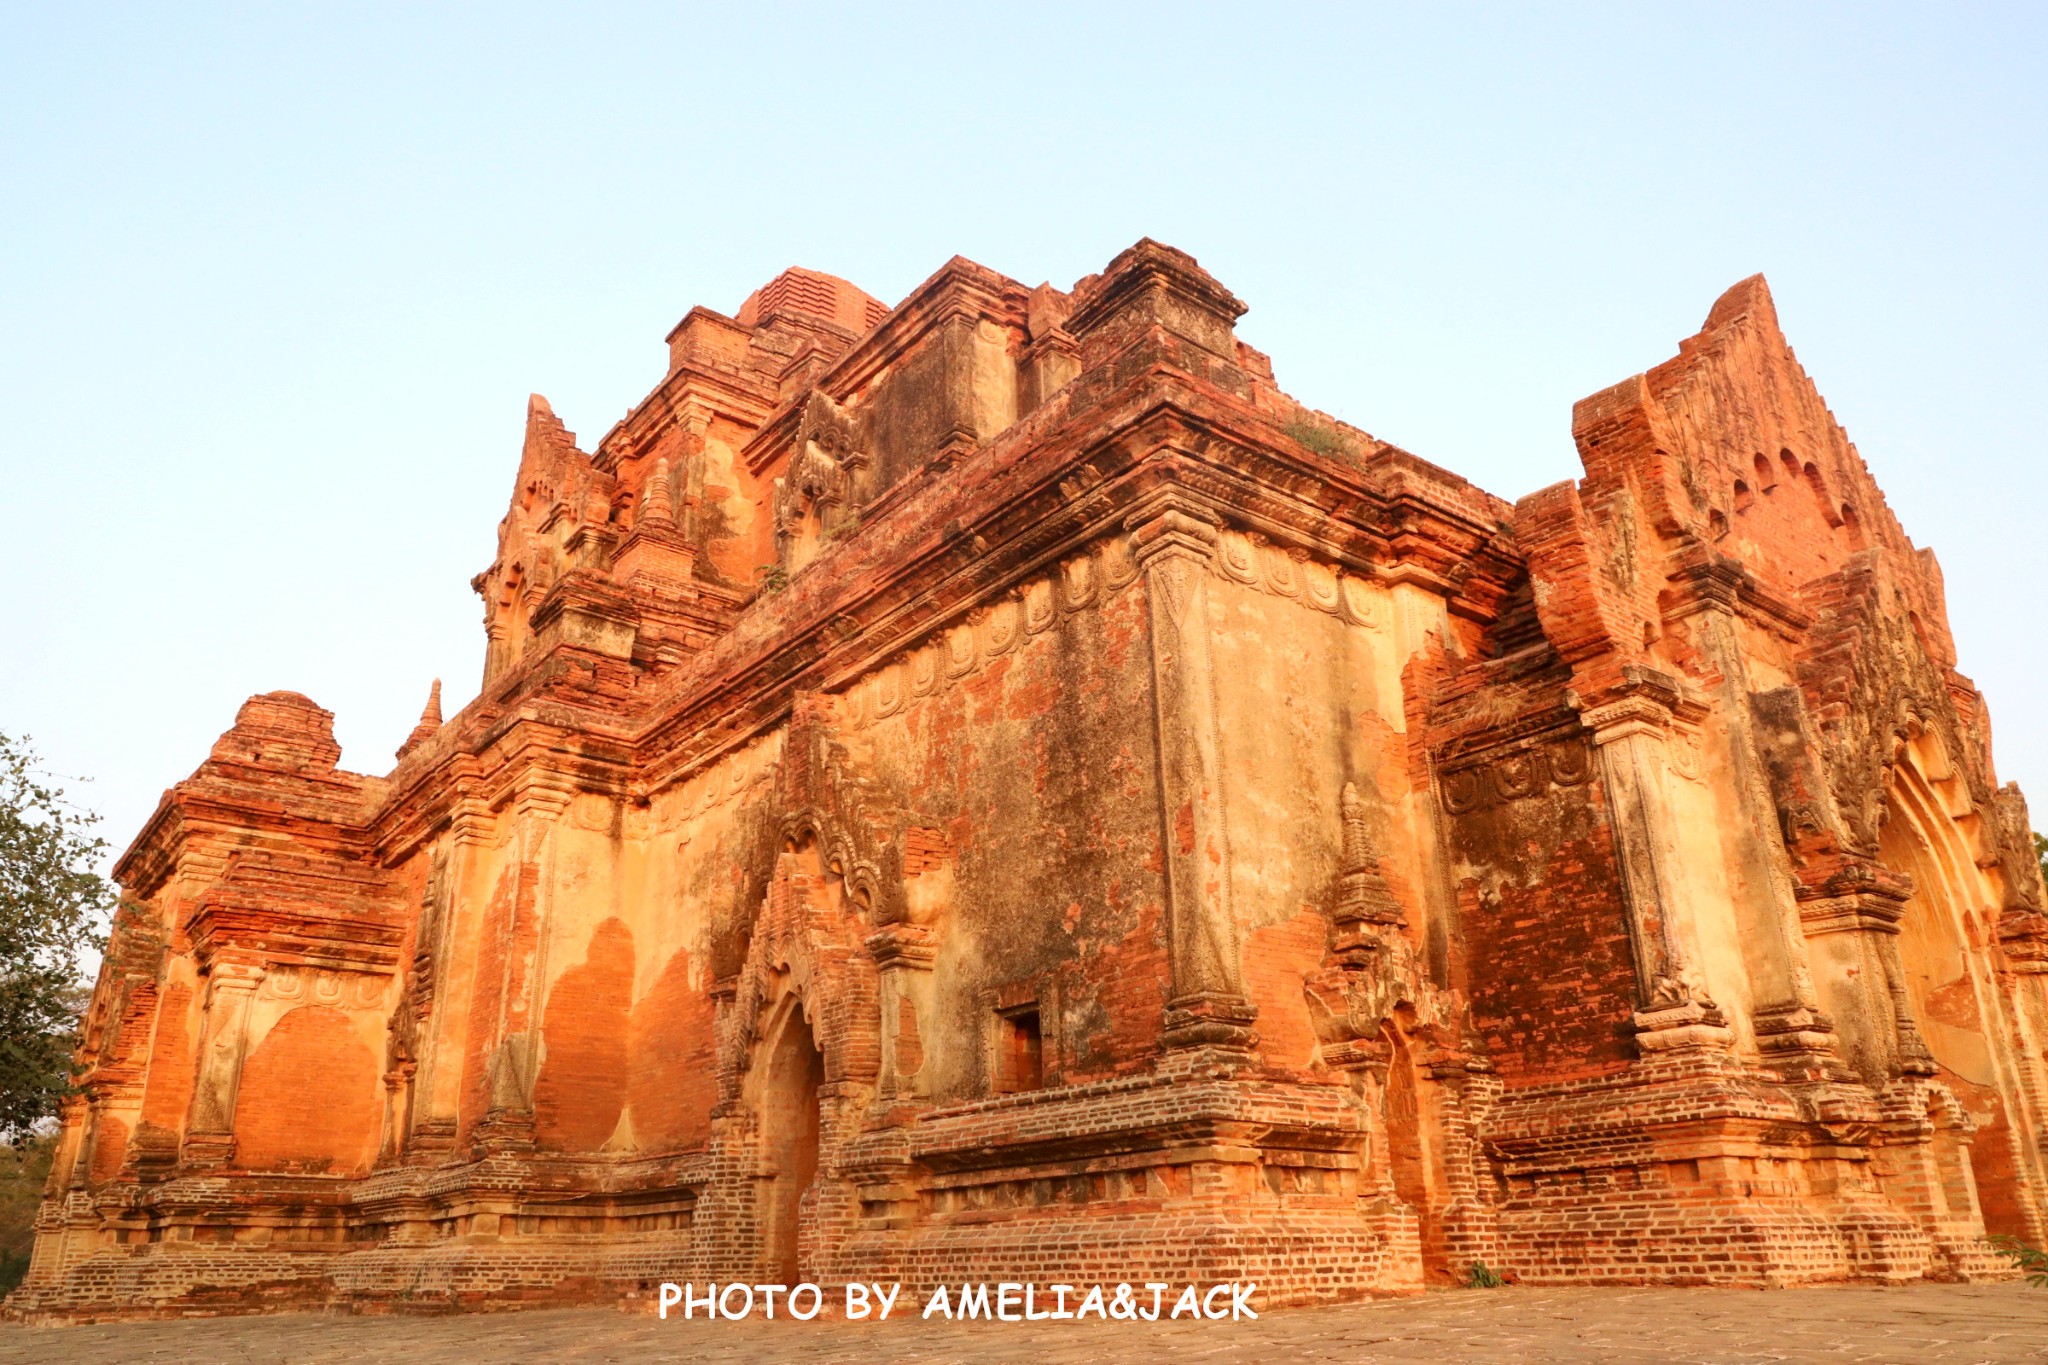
[995,1006,1043,1094]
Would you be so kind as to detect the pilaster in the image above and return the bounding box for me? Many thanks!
[866,924,936,1101]
[1581,692,1732,1051]
[180,959,265,1169]
[1128,497,1257,1052]
[1676,582,1843,1077]
[1799,865,1938,1076]
[407,787,494,1159]
[708,973,743,1119]
[469,771,575,1157]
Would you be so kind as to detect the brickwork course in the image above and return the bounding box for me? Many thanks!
[12,239,2048,1322]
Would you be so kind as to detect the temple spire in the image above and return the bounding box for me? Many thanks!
[396,678,444,760]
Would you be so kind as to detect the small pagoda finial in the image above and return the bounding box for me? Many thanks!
[1335,779,1403,934]
[642,458,675,525]
[396,678,445,760]
[1340,781,1369,872]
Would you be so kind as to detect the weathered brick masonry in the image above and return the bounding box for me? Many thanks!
[15,242,2048,1319]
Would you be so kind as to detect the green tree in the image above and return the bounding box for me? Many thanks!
[2036,831,2048,890]
[0,1135,54,1292]
[0,732,112,1145]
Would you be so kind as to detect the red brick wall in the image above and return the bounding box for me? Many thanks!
[235,1005,378,1174]
[137,980,193,1135]
[88,1114,128,1184]
[1452,791,1638,1083]
[1243,907,1327,1069]
[845,571,1168,1094]
[533,917,635,1152]
[625,943,717,1152]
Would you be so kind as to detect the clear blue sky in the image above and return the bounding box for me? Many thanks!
[3,3,2044,861]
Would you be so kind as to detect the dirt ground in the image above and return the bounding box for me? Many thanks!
[3,1282,2047,1363]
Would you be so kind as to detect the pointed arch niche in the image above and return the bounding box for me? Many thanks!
[720,829,885,1282]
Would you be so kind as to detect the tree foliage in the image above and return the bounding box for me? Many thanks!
[0,1135,54,1292]
[0,733,112,1144]
[1989,1235,2048,1288]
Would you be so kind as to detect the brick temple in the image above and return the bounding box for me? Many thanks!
[16,241,2048,1317]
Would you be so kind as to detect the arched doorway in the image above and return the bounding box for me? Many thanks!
[1877,742,2041,1239]
[732,829,880,1283]
[759,999,825,1283]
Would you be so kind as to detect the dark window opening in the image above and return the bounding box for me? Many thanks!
[995,1006,1043,1093]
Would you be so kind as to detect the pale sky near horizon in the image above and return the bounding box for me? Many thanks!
[3,3,2044,867]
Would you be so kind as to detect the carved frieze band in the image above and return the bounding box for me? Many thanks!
[841,536,1143,729]
[650,732,784,833]
[841,525,1393,731]
[1437,737,1595,814]
[261,964,388,1010]
[1214,528,1389,630]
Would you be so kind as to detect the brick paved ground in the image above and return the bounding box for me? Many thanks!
[3,1284,2046,1363]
